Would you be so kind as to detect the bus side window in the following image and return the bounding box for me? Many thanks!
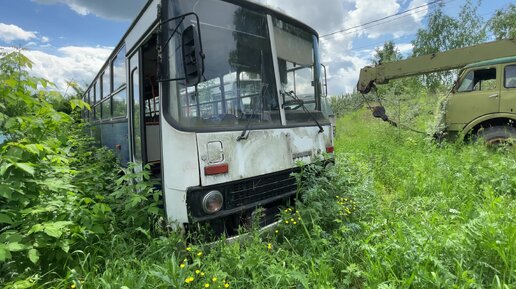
[101,98,112,119]
[113,47,126,92]
[113,89,127,118]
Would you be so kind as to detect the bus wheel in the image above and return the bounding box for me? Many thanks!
[477,126,516,146]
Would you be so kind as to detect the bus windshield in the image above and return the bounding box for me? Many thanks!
[273,18,326,125]
[162,0,327,131]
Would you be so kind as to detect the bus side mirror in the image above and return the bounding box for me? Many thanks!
[182,25,205,86]
[321,64,328,96]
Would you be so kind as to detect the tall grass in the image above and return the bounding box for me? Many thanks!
[334,108,515,288]
[6,94,515,288]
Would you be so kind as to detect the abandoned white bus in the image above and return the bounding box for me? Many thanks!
[82,0,334,235]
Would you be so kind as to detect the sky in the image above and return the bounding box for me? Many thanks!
[0,0,514,96]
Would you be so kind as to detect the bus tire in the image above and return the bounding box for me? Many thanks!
[476,125,516,146]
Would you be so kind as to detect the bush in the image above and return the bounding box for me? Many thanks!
[0,51,164,287]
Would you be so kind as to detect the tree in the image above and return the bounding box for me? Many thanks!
[412,0,487,91]
[370,42,423,100]
[372,41,402,65]
[488,4,516,40]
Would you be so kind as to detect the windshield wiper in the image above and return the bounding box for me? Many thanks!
[237,115,253,141]
[237,83,268,142]
[282,90,324,134]
[237,51,269,142]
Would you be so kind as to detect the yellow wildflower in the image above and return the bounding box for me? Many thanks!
[71,284,76,289]
[185,277,194,284]
[267,243,272,250]
[186,247,192,252]
[293,221,297,225]
[201,272,205,276]
[275,230,279,234]
[204,283,210,288]
[197,252,203,257]
[180,263,186,268]
[212,277,218,282]
[224,283,230,288]
[196,269,201,274]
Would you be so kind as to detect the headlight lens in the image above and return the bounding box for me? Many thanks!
[202,190,224,214]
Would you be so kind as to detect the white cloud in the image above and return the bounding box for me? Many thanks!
[2,45,113,94]
[397,43,414,55]
[41,36,50,43]
[32,0,146,20]
[0,23,37,43]
[68,2,90,15]
[342,0,429,39]
[327,55,370,94]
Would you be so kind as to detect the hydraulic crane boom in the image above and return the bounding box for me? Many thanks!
[357,38,516,94]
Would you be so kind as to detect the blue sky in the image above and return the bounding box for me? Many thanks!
[0,0,130,48]
[0,0,514,95]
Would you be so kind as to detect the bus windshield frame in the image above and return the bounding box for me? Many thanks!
[161,0,328,132]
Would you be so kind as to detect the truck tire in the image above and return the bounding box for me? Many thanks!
[477,126,516,146]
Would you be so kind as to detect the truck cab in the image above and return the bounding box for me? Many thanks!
[357,39,516,144]
[445,56,516,143]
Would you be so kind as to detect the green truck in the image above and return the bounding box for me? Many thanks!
[357,38,516,144]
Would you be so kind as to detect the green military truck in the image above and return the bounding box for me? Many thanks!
[357,38,516,144]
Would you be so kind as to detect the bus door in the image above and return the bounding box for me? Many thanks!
[129,35,162,178]
[129,52,144,167]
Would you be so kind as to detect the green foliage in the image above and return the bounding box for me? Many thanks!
[25,105,514,288]
[329,92,365,117]
[370,42,425,99]
[488,4,516,40]
[109,163,163,229]
[0,50,115,281]
[372,41,403,65]
[0,51,164,286]
[334,110,515,288]
[329,80,428,128]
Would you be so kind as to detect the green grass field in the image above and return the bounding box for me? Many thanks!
[15,109,511,289]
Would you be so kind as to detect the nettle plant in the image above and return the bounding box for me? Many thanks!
[0,50,114,279]
[0,51,166,285]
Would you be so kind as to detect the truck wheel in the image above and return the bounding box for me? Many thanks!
[477,126,516,146]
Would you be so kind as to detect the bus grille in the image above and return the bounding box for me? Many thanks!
[225,172,298,209]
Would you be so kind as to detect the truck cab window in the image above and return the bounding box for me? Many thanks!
[505,65,516,88]
[457,68,497,92]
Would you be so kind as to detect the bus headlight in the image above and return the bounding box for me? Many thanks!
[202,190,224,214]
